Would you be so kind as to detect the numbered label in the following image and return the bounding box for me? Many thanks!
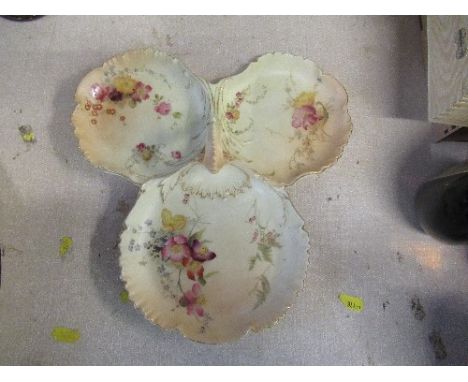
[338,293,364,312]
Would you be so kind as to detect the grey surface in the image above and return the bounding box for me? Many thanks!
[0,16,467,365]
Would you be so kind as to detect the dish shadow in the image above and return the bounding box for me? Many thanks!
[87,175,158,328]
[46,69,174,335]
[47,70,101,177]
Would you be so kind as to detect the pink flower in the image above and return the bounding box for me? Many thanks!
[131,82,152,102]
[136,143,146,152]
[108,88,123,102]
[179,283,204,317]
[91,84,112,101]
[161,235,192,263]
[191,240,216,262]
[292,105,322,130]
[250,230,259,243]
[171,151,182,160]
[154,101,171,115]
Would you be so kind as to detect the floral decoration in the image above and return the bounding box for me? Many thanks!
[86,74,153,125]
[291,92,326,131]
[171,151,182,160]
[162,235,192,263]
[91,75,153,108]
[132,208,217,322]
[287,90,330,170]
[155,101,172,115]
[152,94,182,119]
[225,91,245,122]
[179,283,206,317]
[135,143,156,161]
[247,213,282,309]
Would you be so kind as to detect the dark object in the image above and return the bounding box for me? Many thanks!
[1,16,44,22]
[429,330,448,361]
[410,297,426,321]
[416,165,468,243]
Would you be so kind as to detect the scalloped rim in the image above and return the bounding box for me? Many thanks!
[214,52,353,187]
[70,49,348,343]
[118,175,310,344]
[72,49,352,187]
[71,47,211,186]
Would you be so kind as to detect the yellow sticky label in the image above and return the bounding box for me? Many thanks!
[18,125,36,143]
[59,236,73,257]
[119,289,129,303]
[22,132,35,142]
[51,327,80,343]
[339,293,364,312]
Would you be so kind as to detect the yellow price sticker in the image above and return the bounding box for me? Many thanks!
[18,125,36,143]
[51,327,80,343]
[338,293,364,312]
[59,236,73,257]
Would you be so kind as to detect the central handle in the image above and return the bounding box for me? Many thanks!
[202,81,226,173]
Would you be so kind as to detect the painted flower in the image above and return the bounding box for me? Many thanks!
[171,151,182,160]
[132,81,153,102]
[161,208,187,232]
[225,108,240,121]
[250,230,259,243]
[112,75,138,95]
[179,283,205,317]
[292,105,322,130]
[161,235,192,263]
[135,143,154,161]
[262,230,280,247]
[291,91,325,130]
[186,261,204,281]
[108,89,123,102]
[155,101,171,115]
[191,240,216,262]
[91,84,112,101]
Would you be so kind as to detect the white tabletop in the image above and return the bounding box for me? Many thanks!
[0,16,467,365]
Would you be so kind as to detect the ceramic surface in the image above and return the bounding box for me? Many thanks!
[216,53,352,185]
[73,49,351,185]
[119,163,309,343]
[72,48,350,343]
[73,49,210,184]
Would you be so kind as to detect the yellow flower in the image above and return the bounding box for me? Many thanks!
[197,295,207,305]
[112,75,138,95]
[292,92,315,108]
[161,208,187,232]
[141,149,153,161]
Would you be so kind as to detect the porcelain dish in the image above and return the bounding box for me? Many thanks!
[72,48,351,343]
[119,163,309,343]
[72,49,351,185]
